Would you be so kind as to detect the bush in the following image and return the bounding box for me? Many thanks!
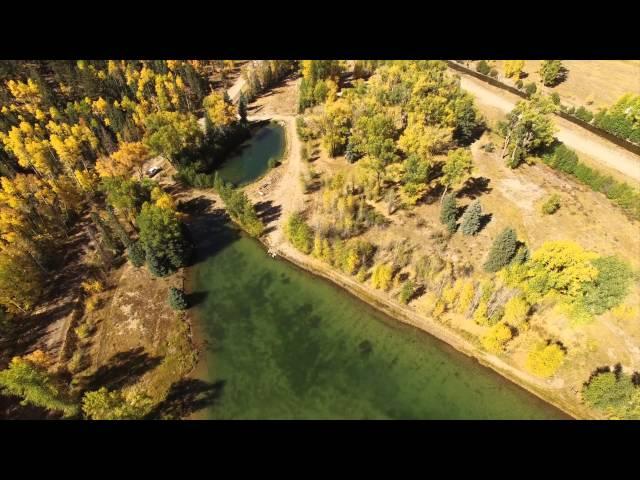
[481,323,512,353]
[580,256,633,315]
[81,280,104,295]
[127,241,146,267]
[482,142,495,152]
[574,106,594,123]
[524,82,537,97]
[84,296,101,313]
[550,92,561,105]
[285,212,314,254]
[371,263,393,290]
[503,296,529,328]
[526,343,565,378]
[541,194,561,215]
[267,157,279,169]
[515,79,523,89]
[489,68,498,78]
[75,321,94,340]
[167,287,188,310]
[476,60,491,75]
[399,280,415,304]
[583,369,636,411]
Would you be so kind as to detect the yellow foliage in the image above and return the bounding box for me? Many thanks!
[81,279,104,295]
[203,92,236,127]
[481,323,513,353]
[371,263,393,290]
[503,296,530,328]
[24,349,49,367]
[84,295,101,313]
[526,241,598,299]
[611,304,639,322]
[504,60,525,78]
[525,343,565,378]
[473,301,490,326]
[457,280,475,315]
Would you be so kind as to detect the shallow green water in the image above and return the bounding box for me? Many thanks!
[190,221,569,420]
[215,121,285,186]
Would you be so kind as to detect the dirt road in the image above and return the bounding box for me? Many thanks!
[458,74,640,182]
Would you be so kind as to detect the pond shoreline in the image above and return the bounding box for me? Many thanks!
[252,236,591,420]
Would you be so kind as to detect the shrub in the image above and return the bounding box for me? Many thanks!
[285,212,314,254]
[550,92,561,105]
[75,321,94,340]
[583,369,636,411]
[481,323,512,353]
[541,194,561,215]
[580,256,633,315]
[489,68,498,78]
[473,301,490,326]
[539,60,566,87]
[526,343,565,378]
[476,60,491,75]
[127,241,146,267]
[399,280,415,304]
[503,296,530,328]
[524,82,537,97]
[167,287,188,311]
[482,142,495,152]
[84,296,101,313]
[574,106,594,123]
[81,280,104,295]
[515,79,523,89]
[371,263,393,290]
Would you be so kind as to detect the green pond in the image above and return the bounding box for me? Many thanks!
[215,121,285,186]
[189,220,569,420]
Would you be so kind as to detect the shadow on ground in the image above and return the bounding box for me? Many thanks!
[146,378,226,419]
[79,347,162,392]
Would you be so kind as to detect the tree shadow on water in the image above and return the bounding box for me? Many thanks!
[80,347,162,392]
[147,378,226,419]
[187,291,208,308]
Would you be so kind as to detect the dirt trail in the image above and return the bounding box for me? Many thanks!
[458,74,640,182]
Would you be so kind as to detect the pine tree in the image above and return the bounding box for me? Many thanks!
[460,200,482,236]
[238,93,248,124]
[440,193,458,233]
[483,227,518,272]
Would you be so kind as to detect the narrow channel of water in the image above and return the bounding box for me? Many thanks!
[215,121,285,186]
[188,220,569,420]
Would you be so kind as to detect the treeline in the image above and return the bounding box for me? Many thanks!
[541,143,640,221]
[242,60,297,101]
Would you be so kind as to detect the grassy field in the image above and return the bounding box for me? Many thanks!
[486,60,640,110]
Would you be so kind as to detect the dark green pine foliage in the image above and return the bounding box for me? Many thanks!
[440,193,458,233]
[127,241,146,268]
[460,200,482,236]
[167,287,188,310]
[483,227,518,272]
[238,93,248,124]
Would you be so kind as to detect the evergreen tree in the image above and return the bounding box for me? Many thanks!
[238,93,248,124]
[483,228,518,272]
[105,206,133,248]
[440,193,458,233]
[127,241,146,268]
[167,287,188,310]
[460,200,482,236]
